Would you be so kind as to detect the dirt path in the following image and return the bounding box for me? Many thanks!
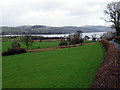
[33,39,61,42]
[27,42,97,52]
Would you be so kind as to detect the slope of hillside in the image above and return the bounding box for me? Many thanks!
[1,25,114,35]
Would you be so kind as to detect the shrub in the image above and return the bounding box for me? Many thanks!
[2,48,26,56]
[11,41,21,49]
[67,32,83,45]
[92,37,96,42]
[70,38,83,44]
[59,41,68,46]
[38,46,40,48]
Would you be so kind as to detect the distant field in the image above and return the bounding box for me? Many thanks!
[2,41,60,51]
[3,43,105,88]
[2,41,94,52]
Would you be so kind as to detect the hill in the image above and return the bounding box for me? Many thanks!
[1,25,114,35]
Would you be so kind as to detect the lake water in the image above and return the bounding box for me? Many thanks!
[2,32,106,39]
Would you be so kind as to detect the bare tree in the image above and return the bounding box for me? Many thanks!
[23,35,34,50]
[104,1,120,36]
[67,31,83,45]
[76,31,83,39]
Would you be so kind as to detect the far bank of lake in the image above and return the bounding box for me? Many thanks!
[2,32,106,39]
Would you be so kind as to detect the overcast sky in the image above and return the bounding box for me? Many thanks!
[0,0,119,27]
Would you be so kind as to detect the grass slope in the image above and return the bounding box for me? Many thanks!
[2,43,105,88]
[2,41,60,51]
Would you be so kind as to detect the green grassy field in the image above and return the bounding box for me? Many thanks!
[2,41,60,51]
[2,41,94,52]
[2,43,105,88]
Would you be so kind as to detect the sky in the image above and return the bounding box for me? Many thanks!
[0,0,119,27]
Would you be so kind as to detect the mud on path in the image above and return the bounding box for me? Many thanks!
[27,42,97,52]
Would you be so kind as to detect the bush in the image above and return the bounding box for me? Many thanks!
[2,48,26,56]
[92,38,96,42]
[38,46,40,48]
[70,38,83,44]
[67,31,83,45]
[59,41,68,46]
[11,41,21,49]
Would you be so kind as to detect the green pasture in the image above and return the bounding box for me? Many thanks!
[2,43,105,88]
[2,40,95,52]
[2,41,60,51]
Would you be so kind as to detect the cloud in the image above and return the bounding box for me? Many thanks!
[0,0,119,26]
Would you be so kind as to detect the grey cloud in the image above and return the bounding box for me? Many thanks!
[1,0,119,26]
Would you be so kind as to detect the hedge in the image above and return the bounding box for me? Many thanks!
[90,39,120,88]
[2,48,26,56]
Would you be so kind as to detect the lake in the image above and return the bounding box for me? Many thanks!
[2,32,106,39]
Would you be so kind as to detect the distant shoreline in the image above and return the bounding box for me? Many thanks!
[1,32,107,38]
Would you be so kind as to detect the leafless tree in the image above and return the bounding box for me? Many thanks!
[67,31,83,45]
[104,1,120,36]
